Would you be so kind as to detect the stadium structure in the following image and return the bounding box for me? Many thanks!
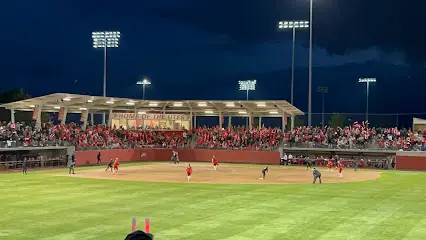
[0,93,304,130]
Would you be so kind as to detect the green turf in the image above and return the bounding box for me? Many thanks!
[1,164,426,240]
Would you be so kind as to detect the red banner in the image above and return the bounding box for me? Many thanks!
[32,106,39,120]
[58,107,65,121]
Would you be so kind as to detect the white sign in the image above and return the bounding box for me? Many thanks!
[112,113,189,121]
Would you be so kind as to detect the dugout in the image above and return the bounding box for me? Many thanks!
[279,147,396,169]
[0,146,72,171]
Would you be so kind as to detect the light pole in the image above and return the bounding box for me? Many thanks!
[308,0,313,126]
[136,79,151,100]
[238,80,257,127]
[317,86,328,128]
[92,31,121,124]
[278,20,309,129]
[358,78,376,122]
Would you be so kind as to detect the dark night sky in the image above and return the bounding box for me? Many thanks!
[1,1,425,126]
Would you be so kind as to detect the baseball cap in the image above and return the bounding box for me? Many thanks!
[124,230,154,240]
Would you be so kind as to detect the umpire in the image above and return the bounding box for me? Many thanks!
[352,160,360,171]
[312,168,322,184]
[68,154,75,174]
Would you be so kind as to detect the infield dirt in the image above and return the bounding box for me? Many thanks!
[51,163,381,184]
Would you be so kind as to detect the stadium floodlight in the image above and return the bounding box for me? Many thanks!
[359,78,377,122]
[136,78,151,100]
[277,21,309,106]
[239,80,256,127]
[238,80,257,100]
[278,20,309,129]
[278,21,309,29]
[92,31,121,124]
[358,78,377,83]
[92,31,120,49]
[317,86,328,128]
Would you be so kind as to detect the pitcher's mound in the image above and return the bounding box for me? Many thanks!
[50,163,381,184]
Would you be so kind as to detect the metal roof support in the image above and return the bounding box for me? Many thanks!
[238,101,254,113]
[273,101,289,131]
[36,105,43,130]
[10,108,15,124]
[209,101,224,112]
[81,109,89,130]
[186,101,193,130]
[162,101,169,115]
[108,108,113,128]
[61,107,68,125]
[249,113,253,130]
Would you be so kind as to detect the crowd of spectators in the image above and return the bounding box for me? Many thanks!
[282,122,426,151]
[0,121,425,151]
[0,122,191,149]
[195,126,283,150]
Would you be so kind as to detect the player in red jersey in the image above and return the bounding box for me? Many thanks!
[186,164,192,181]
[327,159,333,171]
[338,160,343,177]
[113,158,120,175]
[212,155,218,170]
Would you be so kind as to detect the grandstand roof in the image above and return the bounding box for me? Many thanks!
[0,93,304,117]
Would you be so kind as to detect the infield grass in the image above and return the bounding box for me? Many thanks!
[1,163,426,240]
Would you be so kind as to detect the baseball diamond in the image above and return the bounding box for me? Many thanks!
[1,160,426,240]
[50,163,381,184]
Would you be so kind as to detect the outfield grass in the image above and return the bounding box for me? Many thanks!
[1,164,426,240]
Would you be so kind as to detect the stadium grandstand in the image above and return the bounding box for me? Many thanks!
[0,93,304,130]
[1,93,426,152]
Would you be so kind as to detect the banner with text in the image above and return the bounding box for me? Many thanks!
[112,113,189,121]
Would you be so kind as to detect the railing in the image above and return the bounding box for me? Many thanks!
[0,140,71,149]
[76,143,191,151]
[2,138,425,152]
[281,157,395,170]
[194,145,280,151]
[0,158,67,170]
[280,142,426,151]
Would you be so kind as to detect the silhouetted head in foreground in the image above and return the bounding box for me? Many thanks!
[125,230,154,240]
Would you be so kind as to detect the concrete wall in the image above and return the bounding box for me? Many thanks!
[74,148,426,171]
[74,149,280,166]
[396,151,426,171]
